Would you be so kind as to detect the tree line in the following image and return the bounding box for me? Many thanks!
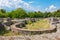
[0,8,60,18]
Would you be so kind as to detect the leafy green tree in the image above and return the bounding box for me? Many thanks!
[28,11,43,18]
[0,9,6,13]
[0,8,60,18]
[53,9,60,17]
[44,12,52,18]
[0,9,7,18]
[7,8,28,18]
[28,12,35,18]
[36,11,44,18]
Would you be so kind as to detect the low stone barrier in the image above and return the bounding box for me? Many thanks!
[11,24,57,35]
[0,36,31,40]
[11,18,57,35]
[0,18,57,35]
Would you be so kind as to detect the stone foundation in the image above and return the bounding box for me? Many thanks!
[11,24,57,35]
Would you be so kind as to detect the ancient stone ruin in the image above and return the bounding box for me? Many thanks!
[0,18,59,35]
[10,18,57,35]
[0,17,60,40]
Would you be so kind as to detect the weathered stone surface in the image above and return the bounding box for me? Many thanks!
[7,17,12,21]
[0,18,3,23]
[53,18,60,24]
[1,18,60,40]
[16,22,26,28]
[30,18,36,23]
[4,21,14,26]
[10,18,57,35]
[12,24,57,35]
[22,20,28,24]
[0,22,5,31]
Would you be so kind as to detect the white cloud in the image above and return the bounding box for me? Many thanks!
[0,0,12,8]
[45,5,56,12]
[49,5,56,10]
[0,0,24,8]
[0,0,40,11]
[23,2,29,7]
[45,8,48,11]
[29,1,34,4]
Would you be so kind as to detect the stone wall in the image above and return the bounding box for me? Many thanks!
[11,18,57,35]
[0,36,31,40]
[11,24,57,35]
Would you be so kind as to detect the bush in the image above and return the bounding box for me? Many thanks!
[27,20,32,24]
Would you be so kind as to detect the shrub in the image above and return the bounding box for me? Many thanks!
[27,20,32,24]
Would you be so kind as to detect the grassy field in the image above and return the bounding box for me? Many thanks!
[3,31,19,36]
[0,30,20,36]
[25,19,50,30]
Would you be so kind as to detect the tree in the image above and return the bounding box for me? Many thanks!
[53,9,60,17]
[7,8,28,18]
[28,11,44,18]
[44,12,52,18]
[0,9,7,18]
[0,8,60,18]
[0,9,6,13]
[36,11,44,18]
[28,12,35,18]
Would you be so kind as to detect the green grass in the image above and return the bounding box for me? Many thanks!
[0,29,20,36]
[25,19,50,30]
[3,31,20,36]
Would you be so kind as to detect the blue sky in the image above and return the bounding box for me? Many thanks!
[0,0,60,12]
